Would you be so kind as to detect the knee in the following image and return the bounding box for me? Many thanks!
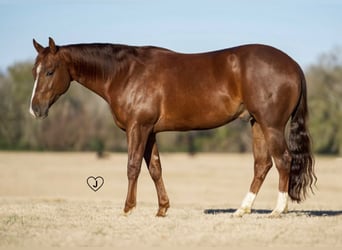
[275,150,292,172]
[127,161,141,180]
[254,161,272,180]
[149,165,162,181]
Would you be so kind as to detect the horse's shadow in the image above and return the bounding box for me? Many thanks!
[204,208,342,217]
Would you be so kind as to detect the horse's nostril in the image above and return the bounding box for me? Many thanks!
[32,104,39,115]
[30,103,48,119]
[33,106,39,114]
[30,103,42,118]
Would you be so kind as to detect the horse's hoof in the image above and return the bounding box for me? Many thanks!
[232,207,251,217]
[156,204,170,217]
[156,207,168,217]
[122,206,135,216]
[268,210,283,218]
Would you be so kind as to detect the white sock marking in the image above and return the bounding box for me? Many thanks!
[241,191,256,209]
[274,192,288,213]
[233,191,256,217]
[29,64,41,117]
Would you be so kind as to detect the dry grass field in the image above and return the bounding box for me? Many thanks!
[0,152,341,248]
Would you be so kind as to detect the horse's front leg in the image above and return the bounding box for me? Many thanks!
[144,133,170,217]
[123,122,151,215]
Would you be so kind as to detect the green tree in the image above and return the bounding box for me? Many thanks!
[307,47,342,155]
[0,62,33,149]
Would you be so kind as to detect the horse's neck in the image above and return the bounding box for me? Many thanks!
[61,45,132,102]
[60,49,104,100]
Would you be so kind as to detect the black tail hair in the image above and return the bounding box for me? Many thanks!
[288,71,317,202]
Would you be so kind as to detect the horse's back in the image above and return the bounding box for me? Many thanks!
[135,44,302,131]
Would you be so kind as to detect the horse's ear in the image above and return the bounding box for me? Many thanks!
[33,39,44,53]
[49,37,57,54]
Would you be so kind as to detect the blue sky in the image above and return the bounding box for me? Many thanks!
[0,0,341,72]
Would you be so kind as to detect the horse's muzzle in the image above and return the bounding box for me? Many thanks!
[29,103,49,119]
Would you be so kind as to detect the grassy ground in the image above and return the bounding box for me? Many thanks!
[0,152,341,248]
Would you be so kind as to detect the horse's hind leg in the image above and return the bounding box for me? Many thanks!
[262,126,292,217]
[234,120,273,217]
[144,133,170,217]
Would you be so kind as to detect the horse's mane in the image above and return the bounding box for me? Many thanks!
[60,43,140,81]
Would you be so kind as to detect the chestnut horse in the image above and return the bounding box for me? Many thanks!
[30,38,316,217]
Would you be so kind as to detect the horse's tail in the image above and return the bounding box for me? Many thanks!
[288,70,316,202]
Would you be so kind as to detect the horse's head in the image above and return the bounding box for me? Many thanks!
[30,37,71,119]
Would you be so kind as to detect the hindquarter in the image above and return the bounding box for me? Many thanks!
[239,45,302,127]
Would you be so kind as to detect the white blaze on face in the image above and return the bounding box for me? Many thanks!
[29,64,42,117]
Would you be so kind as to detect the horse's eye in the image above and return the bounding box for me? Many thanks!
[46,71,54,77]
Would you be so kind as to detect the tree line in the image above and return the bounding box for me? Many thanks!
[0,47,341,155]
